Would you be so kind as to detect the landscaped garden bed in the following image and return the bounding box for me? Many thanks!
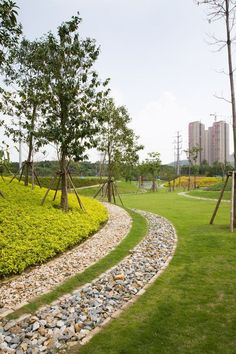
[0,180,108,277]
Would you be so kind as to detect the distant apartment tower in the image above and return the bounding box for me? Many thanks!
[188,121,205,164]
[209,121,229,165]
[188,120,229,165]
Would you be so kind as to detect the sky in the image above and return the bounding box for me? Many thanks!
[2,0,235,164]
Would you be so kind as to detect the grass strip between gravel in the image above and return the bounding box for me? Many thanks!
[7,208,147,320]
[77,191,236,354]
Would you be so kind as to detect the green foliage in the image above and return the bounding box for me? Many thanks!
[37,15,109,161]
[8,210,147,319]
[96,98,143,180]
[206,178,232,191]
[0,0,21,67]
[0,179,108,277]
[27,176,104,189]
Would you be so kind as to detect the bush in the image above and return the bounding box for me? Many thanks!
[0,179,108,277]
[164,176,222,189]
[28,176,104,190]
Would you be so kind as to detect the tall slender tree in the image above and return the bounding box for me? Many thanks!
[143,152,161,192]
[3,39,47,186]
[37,15,109,211]
[96,98,143,202]
[197,0,236,225]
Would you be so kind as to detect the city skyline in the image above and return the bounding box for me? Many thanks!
[0,0,234,165]
[188,120,230,165]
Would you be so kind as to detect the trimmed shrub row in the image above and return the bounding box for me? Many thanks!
[0,179,108,277]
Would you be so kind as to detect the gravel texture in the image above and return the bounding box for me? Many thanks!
[0,203,131,312]
[0,210,177,353]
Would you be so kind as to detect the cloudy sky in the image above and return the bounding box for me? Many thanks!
[4,0,234,163]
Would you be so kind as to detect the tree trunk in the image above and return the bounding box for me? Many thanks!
[107,151,112,202]
[60,152,68,212]
[225,0,236,226]
[151,175,157,192]
[188,163,191,191]
[24,103,37,186]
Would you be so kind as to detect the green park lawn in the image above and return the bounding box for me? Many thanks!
[2,180,236,354]
[76,180,141,198]
[188,189,231,200]
[76,190,236,354]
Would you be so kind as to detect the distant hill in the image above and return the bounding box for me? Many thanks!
[167,160,188,167]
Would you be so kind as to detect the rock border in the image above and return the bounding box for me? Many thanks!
[0,203,132,315]
[0,210,177,353]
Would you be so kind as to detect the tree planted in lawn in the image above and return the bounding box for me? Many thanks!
[37,15,109,211]
[96,98,143,202]
[197,0,236,226]
[3,39,47,186]
[143,152,161,192]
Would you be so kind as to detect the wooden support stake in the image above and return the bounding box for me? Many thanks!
[230,171,235,232]
[68,171,85,211]
[18,163,25,183]
[53,175,61,201]
[210,174,229,225]
[41,175,57,205]
[114,182,124,207]
[33,170,42,188]
[9,164,23,184]
[102,182,108,201]
[0,190,5,198]
[111,181,116,204]
[94,181,106,199]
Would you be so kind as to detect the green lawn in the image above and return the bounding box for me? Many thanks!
[77,191,236,354]
[77,180,141,198]
[188,189,231,200]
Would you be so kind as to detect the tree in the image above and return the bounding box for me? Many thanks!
[159,164,176,192]
[3,39,47,186]
[0,0,21,67]
[197,0,236,225]
[143,152,161,192]
[96,98,143,202]
[185,146,202,189]
[35,15,109,211]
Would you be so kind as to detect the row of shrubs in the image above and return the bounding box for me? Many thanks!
[27,176,105,190]
[0,180,108,277]
[165,176,222,189]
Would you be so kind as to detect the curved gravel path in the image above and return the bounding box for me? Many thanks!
[0,210,177,353]
[0,203,131,314]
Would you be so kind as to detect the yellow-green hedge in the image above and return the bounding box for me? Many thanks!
[0,179,108,277]
[164,176,221,188]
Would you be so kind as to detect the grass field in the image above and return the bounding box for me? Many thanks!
[188,189,231,200]
[77,190,236,354]
[76,180,141,198]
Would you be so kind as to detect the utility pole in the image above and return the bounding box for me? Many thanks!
[174,131,182,176]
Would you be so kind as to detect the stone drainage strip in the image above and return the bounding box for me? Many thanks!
[0,203,131,314]
[0,210,177,353]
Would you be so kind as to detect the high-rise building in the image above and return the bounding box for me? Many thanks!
[210,121,229,164]
[188,120,229,165]
[188,121,205,164]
